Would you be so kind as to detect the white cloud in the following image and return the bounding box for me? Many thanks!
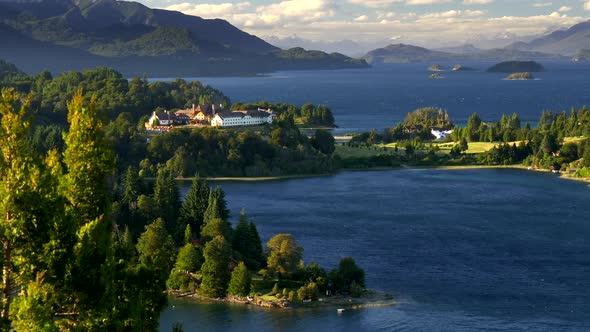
[585,1,590,10]
[533,2,552,7]
[559,6,572,12]
[406,0,453,4]
[463,0,494,4]
[348,0,402,8]
[163,0,586,48]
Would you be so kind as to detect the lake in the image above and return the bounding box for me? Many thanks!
[160,169,590,331]
[153,62,590,135]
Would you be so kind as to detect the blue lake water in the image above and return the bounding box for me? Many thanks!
[156,62,590,134]
[160,169,590,331]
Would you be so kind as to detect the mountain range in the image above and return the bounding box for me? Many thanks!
[0,0,368,76]
[506,20,590,56]
[362,44,566,65]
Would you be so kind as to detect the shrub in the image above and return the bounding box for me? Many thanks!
[297,282,319,301]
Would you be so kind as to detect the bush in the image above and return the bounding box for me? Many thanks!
[167,270,192,292]
[288,291,296,302]
[297,282,319,301]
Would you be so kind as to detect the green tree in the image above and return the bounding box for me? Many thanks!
[330,257,365,293]
[184,224,193,245]
[227,262,251,297]
[200,236,232,298]
[178,177,210,238]
[0,89,64,328]
[61,90,116,328]
[174,243,202,273]
[203,187,230,225]
[232,211,264,270]
[312,130,336,155]
[266,234,303,279]
[201,218,232,244]
[153,167,181,240]
[459,137,469,152]
[136,218,176,279]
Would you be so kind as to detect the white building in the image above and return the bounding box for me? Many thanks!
[431,129,453,140]
[148,110,177,126]
[211,109,276,128]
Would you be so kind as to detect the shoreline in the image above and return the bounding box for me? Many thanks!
[168,290,396,311]
[172,165,590,184]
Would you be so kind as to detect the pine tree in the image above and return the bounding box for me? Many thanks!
[227,262,251,297]
[203,187,230,225]
[178,177,209,238]
[232,211,250,260]
[153,167,181,240]
[200,236,232,298]
[201,218,232,244]
[247,222,265,270]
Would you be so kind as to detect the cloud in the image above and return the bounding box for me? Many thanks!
[585,1,590,10]
[166,0,336,29]
[463,0,494,4]
[533,2,552,7]
[348,0,402,8]
[559,6,572,12]
[163,0,586,48]
[406,0,453,4]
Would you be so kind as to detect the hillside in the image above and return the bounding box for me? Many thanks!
[506,20,590,56]
[362,43,564,64]
[0,0,368,76]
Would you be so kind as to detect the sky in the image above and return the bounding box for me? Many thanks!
[138,0,590,48]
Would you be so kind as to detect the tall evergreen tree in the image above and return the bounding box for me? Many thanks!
[153,167,181,239]
[178,176,209,238]
[61,90,116,329]
[203,187,230,225]
[227,262,251,297]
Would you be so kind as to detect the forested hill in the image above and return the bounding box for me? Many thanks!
[0,0,368,76]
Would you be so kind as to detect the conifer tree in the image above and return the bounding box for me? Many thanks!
[227,262,251,297]
[178,176,209,238]
[153,166,181,239]
[61,90,116,328]
[201,218,232,244]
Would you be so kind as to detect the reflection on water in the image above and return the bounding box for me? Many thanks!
[161,169,590,331]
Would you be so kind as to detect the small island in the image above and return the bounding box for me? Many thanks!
[452,64,475,71]
[505,72,534,80]
[486,61,544,73]
[429,73,444,79]
[428,64,444,71]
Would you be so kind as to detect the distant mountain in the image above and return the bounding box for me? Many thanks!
[506,20,590,56]
[434,44,481,54]
[573,49,590,62]
[0,0,368,76]
[362,43,565,64]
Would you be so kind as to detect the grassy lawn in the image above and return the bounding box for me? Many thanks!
[564,136,587,144]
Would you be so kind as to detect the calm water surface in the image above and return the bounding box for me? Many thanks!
[160,169,590,331]
[154,62,590,134]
